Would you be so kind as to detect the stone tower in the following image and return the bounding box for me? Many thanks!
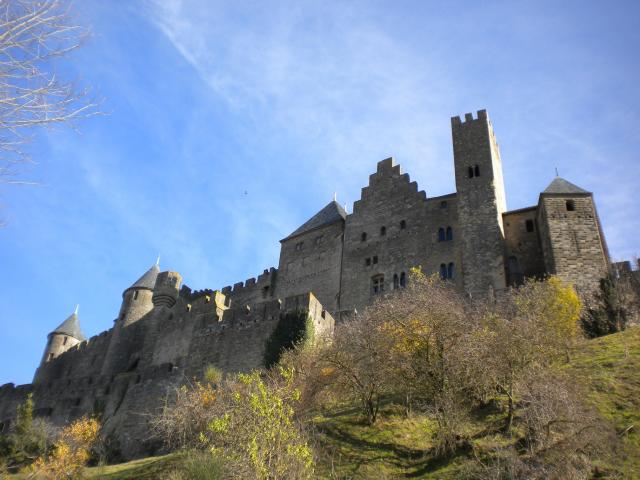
[101,262,160,375]
[537,177,610,296]
[34,306,85,381]
[452,110,507,297]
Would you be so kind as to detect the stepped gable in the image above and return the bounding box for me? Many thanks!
[283,200,347,241]
[51,311,86,342]
[542,177,590,195]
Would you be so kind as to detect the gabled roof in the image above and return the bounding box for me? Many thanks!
[51,311,86,341]
[282,201,347,241]
[126,263,160,292]
[542,177,590,195]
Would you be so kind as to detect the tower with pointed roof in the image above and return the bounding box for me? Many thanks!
[536,176,610,295]
[100,262,160,376]
[35,306,86,379]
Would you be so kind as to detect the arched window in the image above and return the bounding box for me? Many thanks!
[474,165,480,177]
[400,272,406,287]
[447,263,455,280]
[371,275,384,295]
[393,274,399,289]
[566,200,575,212]
[400,220,406,230]
[440,263,447,280]
[361,232,367,242]
[468,166,474,178]
[446,226,453,241]
[380,226,386,236]
[438,227,446,242]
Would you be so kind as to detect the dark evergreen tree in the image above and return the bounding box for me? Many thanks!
[581,274,628,338]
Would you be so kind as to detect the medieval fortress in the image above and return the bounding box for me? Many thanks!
[0,109,617,456]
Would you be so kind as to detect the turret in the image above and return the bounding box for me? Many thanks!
[39,305,86,366]
[118,260,159,327]
[152,271,182,308]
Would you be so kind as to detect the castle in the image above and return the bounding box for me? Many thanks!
[0,109,614,458]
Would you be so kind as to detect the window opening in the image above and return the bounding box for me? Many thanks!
[474,165,480,177]
[566,200,575,211]
[400,272,406,287]
[393,274,399,289]
[438,228,445,242]
[446,227,453,241]
[361,232,367,242]
[380,226,386,236]
[525,219,534,232]
[400,220,406,230]
[371,275,384,295]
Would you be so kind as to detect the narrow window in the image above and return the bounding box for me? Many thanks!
[438,228,445,242]
[474,165,480,177]
[400,272,406,287]
[373,256,378,264]
[63,336,68,345]
[393,274,399,289]
[365,258,371,266]
[400,220,406,230]
[446,226,453,241]
[440,200,448,209]
[525,219,534,232]
[440,263,447,280]
[468,167,474,178]
[133,290,139,300]
[371,275,384,295]
[447,263,455,280]
[262,286,269,298]
[47,353,54,361]
[380,226,386,236]
[361,232,367,242]
[315,235,324,245]
[566,200,575,211]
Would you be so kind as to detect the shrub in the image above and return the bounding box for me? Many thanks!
[32,416,100,479]
[264,309,313,368]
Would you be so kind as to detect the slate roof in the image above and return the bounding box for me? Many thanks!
[542,177,590,195]
[283,201,347,241]
[51,311,86,341]
[127,264,160,291]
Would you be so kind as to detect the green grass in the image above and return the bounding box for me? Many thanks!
[7,327,637,479]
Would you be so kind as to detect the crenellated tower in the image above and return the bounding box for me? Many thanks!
[452,110,507,297]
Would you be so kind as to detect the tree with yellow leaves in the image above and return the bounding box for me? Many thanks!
[32,416,100,479]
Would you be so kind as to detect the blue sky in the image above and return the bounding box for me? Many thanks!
[1,0,639,385]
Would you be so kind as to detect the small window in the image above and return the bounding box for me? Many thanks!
[566,200,575,211]
[447,263,455,280]
[380,226,386,236]
[365,258,371,266]
[400,220,406,230]
[474,165,480,177]
[295,241,304,251]
[262,286,270,298]
[393,274,399,289]
[440,263,447,280]
[438,228,446,242]
[446,227,453,241]
[525,219,534,232]
[400,272,406,287]
[371,275,384,295]
[47,353,54,361]
[373,256,378,264]
[315,235,324,245]
[468,167,474,178]
[361,232,367,242]
[63,336,68,345]
[440,200,448,209]
[133,290,139,300]
[74,398,81,407]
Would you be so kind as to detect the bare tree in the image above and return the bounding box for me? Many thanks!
[0,0,99,188]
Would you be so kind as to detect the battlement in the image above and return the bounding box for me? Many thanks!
[451,109,488,127]
[222,267,277,295]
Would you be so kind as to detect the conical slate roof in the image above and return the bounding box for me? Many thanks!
[51,310,86,341]
[542,177,590,195]
[126,263,160,292]
[283,201,347,241]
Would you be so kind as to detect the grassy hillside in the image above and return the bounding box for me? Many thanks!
[10,327,638,479]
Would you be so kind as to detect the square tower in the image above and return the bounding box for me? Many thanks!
[452,110,507,297]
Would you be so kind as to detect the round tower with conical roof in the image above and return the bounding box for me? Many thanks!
[38,305,86,367]
[117,261,159,327]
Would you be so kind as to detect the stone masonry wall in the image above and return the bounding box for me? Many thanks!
[538,194,609,296]
[503,207,546,284]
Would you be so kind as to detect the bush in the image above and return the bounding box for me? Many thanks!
[32,416,100,479]
[582,274,629,338]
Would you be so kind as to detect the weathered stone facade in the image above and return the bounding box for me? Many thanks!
[0,109,616,458]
